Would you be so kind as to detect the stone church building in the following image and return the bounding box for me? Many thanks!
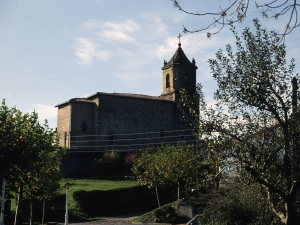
[55,42,198,152]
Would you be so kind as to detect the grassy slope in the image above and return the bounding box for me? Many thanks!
[59,178,139,210]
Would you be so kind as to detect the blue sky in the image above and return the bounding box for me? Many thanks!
[1,0,300,128]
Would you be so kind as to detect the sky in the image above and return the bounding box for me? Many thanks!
[1,0,300,129]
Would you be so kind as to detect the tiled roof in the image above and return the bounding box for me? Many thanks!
[56,93,174,107]
[70,98,94,103]
[110,93,171,100]
[162,43,197,70]
[55,98,95,107]
[88,92,174,101]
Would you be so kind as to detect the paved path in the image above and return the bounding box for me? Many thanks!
[57,214,175,225]
[59,214,158,225]
[69,215,138,225]
[57,214,172,225]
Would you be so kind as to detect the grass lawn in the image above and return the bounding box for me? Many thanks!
[59,178,139,210]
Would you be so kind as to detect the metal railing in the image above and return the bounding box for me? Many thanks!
[186,214,205,225]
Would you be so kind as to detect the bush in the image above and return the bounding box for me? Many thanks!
[153,204,177,223]
[73,185,178,217]
[203,183,281,225]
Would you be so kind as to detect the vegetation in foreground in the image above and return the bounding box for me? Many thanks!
[5,178,182,224]
[0,100,64,225]
[180,19,300,225]
[132,143,213,207]
[58,178,139,210]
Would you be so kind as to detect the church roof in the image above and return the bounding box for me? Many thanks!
[87,92,174,101]
[162,43,197,70]
[55,98,95,107]
[55,93,174,107]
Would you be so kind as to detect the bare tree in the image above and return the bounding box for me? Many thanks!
[172,0,300,42]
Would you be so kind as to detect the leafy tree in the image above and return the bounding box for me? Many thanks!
[180,19,300,225]
[0,100,64,225]
[132,143,212,205]
[155,143,210,200]
[22,122,63,225]
[132,149,165,207]
[171,0,299,42]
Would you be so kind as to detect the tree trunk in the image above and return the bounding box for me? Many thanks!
[214,177,220,189]
[155,186,161,207]
[30,196,35,225]
[285,202,298,225]
[177,181,180,200]
[42,198,45,225]
[268,191,299,225]
[14,186,22,225]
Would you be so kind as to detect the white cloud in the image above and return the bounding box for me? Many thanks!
[31,103,57,121]
[74,37,112,65]
[155,37,178,58]
[97,20,140,43]
[74,38,95,65]
[103,20,140,32]
[74,19,141,65]
[154,17,167,30]
[100,30,134,43]
[153,30,228,59]
[80,19,140,43]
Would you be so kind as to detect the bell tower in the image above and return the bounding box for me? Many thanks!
[161,42,198,101]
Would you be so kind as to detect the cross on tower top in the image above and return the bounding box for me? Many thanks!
[177,33,182,43]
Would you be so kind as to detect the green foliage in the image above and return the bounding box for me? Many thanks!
[59,178,139,210]
[10,179,143,222]
[181,19,300,224]
[72,185,177,217]
[204,182,281,225]
[0,100,65,224]
[132,143,211,190]
[153,204,177,223]
[132,143,213,207]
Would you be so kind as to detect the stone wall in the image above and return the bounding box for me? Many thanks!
[88,93,193,151]
[70,102,95,133]
[57,93,196,151]
[95,94,177,134]
[57,104,71,146]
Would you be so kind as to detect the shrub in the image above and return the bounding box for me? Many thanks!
[153,204,177,223]
[203,182,281,225]
[73,185,178,217]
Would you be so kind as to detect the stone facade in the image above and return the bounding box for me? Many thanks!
[56,43,198,152]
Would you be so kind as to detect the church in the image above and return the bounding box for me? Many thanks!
[55,42,198,152]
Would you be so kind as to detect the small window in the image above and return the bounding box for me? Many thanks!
[166,74,170,88]
[81,122,87,132]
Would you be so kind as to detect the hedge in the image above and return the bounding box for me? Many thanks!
[73,185,178,217]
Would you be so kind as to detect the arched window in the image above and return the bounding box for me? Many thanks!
[166,74,170,88]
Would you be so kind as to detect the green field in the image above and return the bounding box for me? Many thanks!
[59,178,139,210]
[7,178,177,223]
